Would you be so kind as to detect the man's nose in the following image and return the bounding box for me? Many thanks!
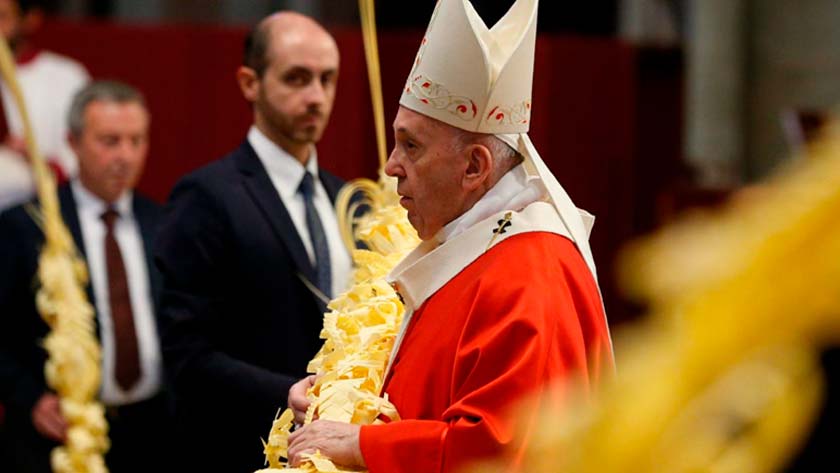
[384,149,403,177]
[119,140,135,157]
[306,80,327,106]
[113,140,140,162]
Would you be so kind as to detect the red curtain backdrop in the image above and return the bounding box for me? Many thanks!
[32,19,638,323]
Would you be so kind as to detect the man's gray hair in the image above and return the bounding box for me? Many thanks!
[450,128,524,179]
[67,80,147,137]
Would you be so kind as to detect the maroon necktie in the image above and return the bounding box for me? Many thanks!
[101,208,141,391]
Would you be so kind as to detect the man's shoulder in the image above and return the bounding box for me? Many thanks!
[2,184,81,234]
[28,50,89,79]
[467,232,589,287]
[0,198,44,245]
[317,167,345,187]
[170,145,247,195]
[162,143,258,225]
[439,232,600,323]
[0,199,37,228]
[492,231,580,261]
[132,192,163,219]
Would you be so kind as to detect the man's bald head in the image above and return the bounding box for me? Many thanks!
[243,11,337,78]
[237,11,340,162]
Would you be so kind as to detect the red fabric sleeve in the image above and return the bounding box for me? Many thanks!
[361,420,447,472]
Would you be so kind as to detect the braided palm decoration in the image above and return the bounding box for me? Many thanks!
[0,36,108,473]
[256,1,420,472]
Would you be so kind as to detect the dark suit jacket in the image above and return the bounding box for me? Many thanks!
[154,141,346,472]
[0,184,165,472]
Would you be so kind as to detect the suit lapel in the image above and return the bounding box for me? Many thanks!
[58,185,100,334]
[133,196,162,310]
[235,142,317,282]
[58,185,86,259]
[319,171,342,204]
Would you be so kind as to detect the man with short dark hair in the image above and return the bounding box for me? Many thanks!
[0,80,173,473]
[155,11,353,472]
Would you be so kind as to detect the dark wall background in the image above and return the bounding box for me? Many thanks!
[40,0,619,35]
[377,0,617,34]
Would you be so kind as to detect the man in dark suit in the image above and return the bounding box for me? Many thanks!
[0,81,174,473]
[154,11,353,472]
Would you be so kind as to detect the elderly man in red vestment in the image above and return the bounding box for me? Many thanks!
[286,0,614,471]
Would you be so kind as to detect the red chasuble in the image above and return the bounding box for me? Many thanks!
[359,231,613,473]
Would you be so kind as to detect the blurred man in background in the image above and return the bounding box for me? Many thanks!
[0,81,173,473]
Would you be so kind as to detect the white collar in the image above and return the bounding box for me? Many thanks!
[389,164,564,313]
[247,125,320,198]
[384,201,577,377]
[435,164,544,244]
[71,179,133,218]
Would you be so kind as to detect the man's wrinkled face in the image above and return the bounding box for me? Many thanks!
[72,100,149,203]
[253,27,339,146]
[385,107,468,240]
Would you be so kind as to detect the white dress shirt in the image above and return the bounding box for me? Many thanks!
[247,126,353,297]
[71,180,162,406]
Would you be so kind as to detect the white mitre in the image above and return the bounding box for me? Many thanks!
[399,0,600,280]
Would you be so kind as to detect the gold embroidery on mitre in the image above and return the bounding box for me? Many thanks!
[406,74,478,121]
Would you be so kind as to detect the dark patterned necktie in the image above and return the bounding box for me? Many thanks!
[101,208,141,391]
[298,172,332,299]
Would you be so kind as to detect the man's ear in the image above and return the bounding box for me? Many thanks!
[462,144,493,192]
[236,66,260,103]
[67,131,79,152]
